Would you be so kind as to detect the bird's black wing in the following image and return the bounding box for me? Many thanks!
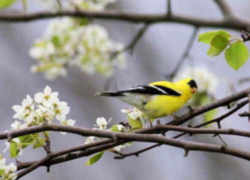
[153,85,181,96]
[119,85,181,96]
[98,85,181,97]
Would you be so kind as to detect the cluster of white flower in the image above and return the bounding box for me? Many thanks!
[121,108,146,128]
[11,86,75,129]
[121,108,144,121]
[40,0,115,11]
[0,155,17,180]
[173,65,219,95]
[30,0,126,80]
[40,0,61,10]
[84,117,109,144]
[30,18,125,80]
[84,117,130,152]
[67,0,115,11]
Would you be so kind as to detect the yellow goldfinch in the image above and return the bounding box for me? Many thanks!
[98,78,197,121]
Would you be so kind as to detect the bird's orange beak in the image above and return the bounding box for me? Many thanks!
[191,88,197,94]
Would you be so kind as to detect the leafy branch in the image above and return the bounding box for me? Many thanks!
[0,87,249,179]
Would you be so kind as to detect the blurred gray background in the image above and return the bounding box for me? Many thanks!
[1,0,250,179]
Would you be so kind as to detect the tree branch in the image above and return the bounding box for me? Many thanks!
[17,155,52,179]
[167,0,172,17]
[13,125,250,170]
[0,10,249,30]
[214,0,233,18]
[168,87,250,126]
[3,96,247,176]
[113,100,249,159]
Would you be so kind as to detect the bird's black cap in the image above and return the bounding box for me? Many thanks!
[188,79,198,89]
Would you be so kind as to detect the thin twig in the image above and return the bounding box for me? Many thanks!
[111,23,150,61]
[167,88,250,126]
[124,23,150,54]
[214,0,233,19]
[193,100,249,128]
[166,27,199,79]
[239,77,250,84]
[21,0,27,12]
[56,0,62,10]
[17,155,52,179]
[167,0,172,17]
[239,112,250,117]
[248,94,250,122]
[114,100,248,159]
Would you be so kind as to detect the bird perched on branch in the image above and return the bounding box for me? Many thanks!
[97,78,198,123]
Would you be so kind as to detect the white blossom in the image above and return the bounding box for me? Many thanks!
[40,0,60,10]
[84,136,96,144]
[54,101,70,121]
[121,108,144,120]
[96,117,108,129]
[116,124,125,131]
[0,155,17,180]
[40,0,115,11]
[30,18,125,80]
[12,95,34,121]
[113,143,131,152]
[29,41,56,59]
[173,65,219,95]
[66,0,115,11]
[35,105,55,123]
[34,86,59,106]
[44,66,67,81]
[10,121,27,130]
[11,86,75,130]
[60,119,76,127]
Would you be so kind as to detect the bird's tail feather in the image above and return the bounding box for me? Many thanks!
[95,91,124,97]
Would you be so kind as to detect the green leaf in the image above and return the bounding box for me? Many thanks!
[207,46,224,57]
[200,94,218,127]
[225,41,249,70]
[33,136,46,149]
[110,125,121,132]
[0,0,16,8]
[0,169,5,176]
[78,18,89,26]
[198,30,230,44]
[211,35,229,50]
[19,135,34,143]
[10,141,19,158]
[51,35,61,47]
[85,152,104,166]
[128,118,143,130]
[204,109,217,124]
[19,135,34,148]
